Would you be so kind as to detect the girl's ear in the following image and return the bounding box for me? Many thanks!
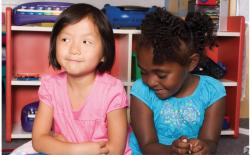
[100,57,105,62]
[188,53,200,72]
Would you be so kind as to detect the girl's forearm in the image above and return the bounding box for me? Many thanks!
[140,143,174,155]
[107,141,126,155]
[32,135,77,155]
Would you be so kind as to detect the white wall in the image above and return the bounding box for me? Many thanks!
[2,0,165,11]
[236,0,249,117]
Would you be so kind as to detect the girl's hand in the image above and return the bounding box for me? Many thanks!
[189,139,209,155]
[171,136,190,155]
[76,141,109,155]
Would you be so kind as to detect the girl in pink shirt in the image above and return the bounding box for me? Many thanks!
[32,3,131,155]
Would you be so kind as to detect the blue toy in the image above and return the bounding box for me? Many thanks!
[222,116,230,129]
[21,101,39,132]
[103,4,156,28]
[13,2,73,26]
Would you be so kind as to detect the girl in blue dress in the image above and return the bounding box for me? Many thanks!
[129,7,226,155]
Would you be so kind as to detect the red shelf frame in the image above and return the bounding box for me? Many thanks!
[5,6,245,141]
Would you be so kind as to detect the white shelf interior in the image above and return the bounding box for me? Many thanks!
[12,25,52,32]
[216,31,240,37]
[221,79,238,87]
[12,123,32,139]
[221,129,235,135]
[11,79,41,86]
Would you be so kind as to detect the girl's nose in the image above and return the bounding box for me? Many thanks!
[147,74,158,88]
[70,41,81,55]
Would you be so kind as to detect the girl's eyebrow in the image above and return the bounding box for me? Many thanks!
[58,32,72,37]
[59,31,95,37]
[153,69,169,75]
[138,64,165,72]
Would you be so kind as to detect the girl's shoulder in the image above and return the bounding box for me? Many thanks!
[97,73,123,87]
[199,75,225,89]
[132,78,149,91]
[95,73,127,98]
[196,75,226,102]
[130,79,156,108]
[172,75,226,109]
[40,72,66,85]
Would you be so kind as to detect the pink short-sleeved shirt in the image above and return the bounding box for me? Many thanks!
[38,72,131,154]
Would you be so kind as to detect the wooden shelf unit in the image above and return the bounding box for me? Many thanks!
[5,7,245,141]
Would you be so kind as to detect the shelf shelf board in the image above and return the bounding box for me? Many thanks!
[221,129,235,135]
[221,79,237,86]
[12,123,32,139]
[11,79,41,86]
[11,26,141,34]
[12,26,52,32]
[113,29,141,34]
[11,79,237,87]
[130,79,237,87]
[216,31,240,37]
[11,79,133,87]
[11,26,240,36]
[123,81,133,86]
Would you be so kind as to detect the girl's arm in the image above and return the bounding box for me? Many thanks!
[106,108,128,155]
[130,96,176,154]
[32,101,74,154]
[190,97,225,154]
[32,102,109,155]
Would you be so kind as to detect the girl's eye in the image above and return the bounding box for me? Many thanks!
[155,71,167,79]
[83,40,92,44]
[157,74,166,79]
[62,38,69,42]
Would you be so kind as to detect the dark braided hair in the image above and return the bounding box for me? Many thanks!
[138,7,217,66]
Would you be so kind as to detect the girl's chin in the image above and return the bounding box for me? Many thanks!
[155,92,170,100]
[67,71,85,77]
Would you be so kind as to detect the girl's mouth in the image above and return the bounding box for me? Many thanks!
[67,59,83,62]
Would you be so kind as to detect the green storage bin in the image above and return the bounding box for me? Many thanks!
[132,52,141,81]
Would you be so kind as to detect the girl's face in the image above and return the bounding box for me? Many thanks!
[137,47,190,99]
[56,17,103,77]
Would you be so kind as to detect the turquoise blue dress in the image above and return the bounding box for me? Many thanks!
[129,75,226,155]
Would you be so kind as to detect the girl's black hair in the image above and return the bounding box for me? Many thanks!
[49,3,115,73]
[138,7,217,65]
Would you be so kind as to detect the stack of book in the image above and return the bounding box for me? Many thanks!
[188,0,229,32]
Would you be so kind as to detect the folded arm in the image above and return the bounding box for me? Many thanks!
[32,102,108,155]
[192,97,225,154]
[130,96,174,154]
[106,108,128,155]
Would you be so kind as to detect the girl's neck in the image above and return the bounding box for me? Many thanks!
[67,72,97,91]
[66,72,97,111]
[175,74,198,98]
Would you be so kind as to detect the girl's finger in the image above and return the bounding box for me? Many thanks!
[100,147,109,154]
[98,141,107,148]
[172,145,190,155]
[191,145,203,153]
